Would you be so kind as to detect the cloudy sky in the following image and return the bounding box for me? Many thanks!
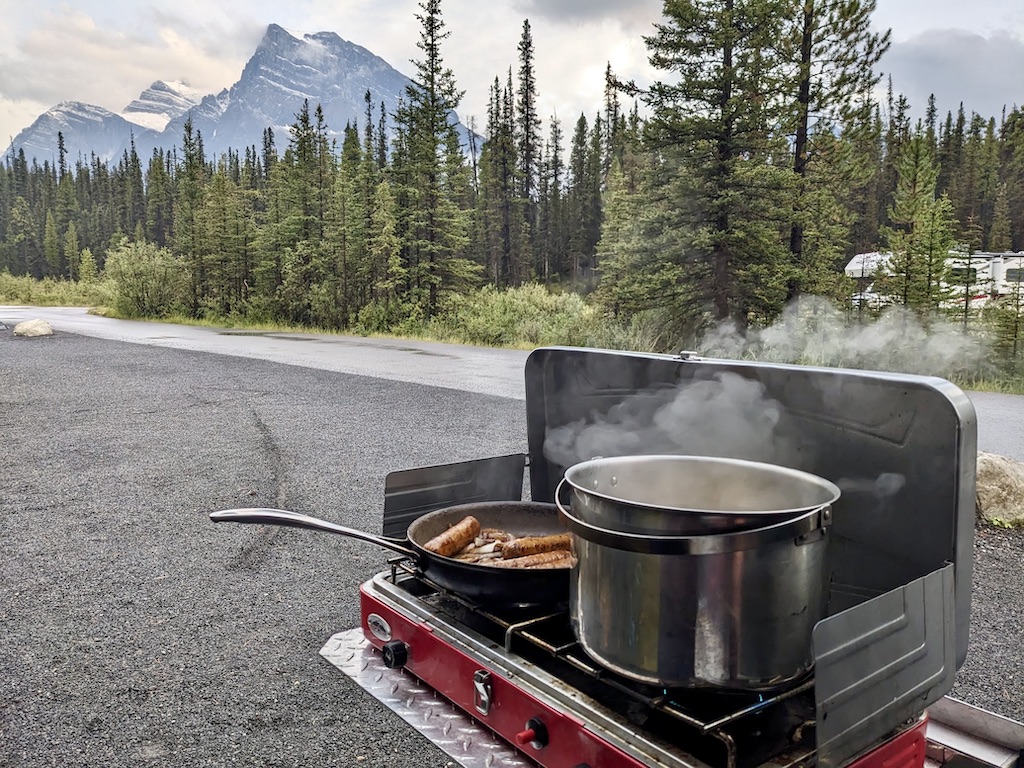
[1,0,1023,147]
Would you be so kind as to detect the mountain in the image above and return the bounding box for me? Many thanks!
[121,80,206,132]
[5,24,435,165]
[8,101,149,166]
[156,24,417,160]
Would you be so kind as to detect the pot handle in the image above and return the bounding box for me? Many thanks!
[209,507,420,560]
[555,479,830,555]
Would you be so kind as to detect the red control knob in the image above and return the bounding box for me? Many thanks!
[514,718,548,749]
[514,728,536,746]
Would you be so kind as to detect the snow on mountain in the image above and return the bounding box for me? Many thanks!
[5,23,457,165]
[8,101,149,165]
[156,23,418,159]
[121,80,205,132]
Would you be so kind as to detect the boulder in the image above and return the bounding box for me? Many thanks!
[13,319,54,337]
[976,451,1024,527]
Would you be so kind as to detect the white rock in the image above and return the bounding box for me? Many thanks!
[13,319,54,337]
[976,451,1024,527]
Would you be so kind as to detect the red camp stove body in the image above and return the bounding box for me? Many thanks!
[357,570,928,768]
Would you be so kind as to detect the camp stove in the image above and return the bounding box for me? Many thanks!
[324,563,927,768]
[322,347,985,768]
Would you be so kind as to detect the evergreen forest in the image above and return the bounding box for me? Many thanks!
[3,0,1024,380]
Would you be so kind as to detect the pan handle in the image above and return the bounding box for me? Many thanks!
[209,507,419,560]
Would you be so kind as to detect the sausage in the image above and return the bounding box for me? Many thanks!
[531,553,577,569]
[479,529,515,542]
[490,550,573,568]
[422,515,481,557]
[501,533,572,560]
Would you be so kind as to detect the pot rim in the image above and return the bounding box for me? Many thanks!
[556,477,832,554]
[563,454,842,517]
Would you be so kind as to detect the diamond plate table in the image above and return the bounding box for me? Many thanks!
[320,629,536,768]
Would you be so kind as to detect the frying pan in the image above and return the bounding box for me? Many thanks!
[209,501,570,607]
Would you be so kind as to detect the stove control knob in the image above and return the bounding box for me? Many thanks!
[381,639,409,668]
[514,717,549,750]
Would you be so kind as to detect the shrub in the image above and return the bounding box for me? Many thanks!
[0,270,113,307]
[104,240,187,318]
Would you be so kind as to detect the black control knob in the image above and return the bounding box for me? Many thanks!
[514,717,549,749]
[381,639,409,668]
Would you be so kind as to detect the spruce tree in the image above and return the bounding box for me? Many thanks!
[43,209,60,276]
[63,221,80,281]
[877,133,956,313]
[535,114,566,283]
[175,117,207,314]
[516,20,541,204]
[636,0,797,329]
[1002,108,1024,250]
[989,183,1013,252]
[784,0,890,298]
[392,0,474,317]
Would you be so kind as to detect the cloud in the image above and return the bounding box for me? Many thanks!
[880,29,1024,120]
[0,6,247,113]
[512,0,662,31]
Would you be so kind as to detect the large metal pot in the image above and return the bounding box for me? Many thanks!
[562,454,841,534]
[555,472,835,690]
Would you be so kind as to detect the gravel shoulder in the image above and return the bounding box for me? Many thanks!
[1,330,1021,768]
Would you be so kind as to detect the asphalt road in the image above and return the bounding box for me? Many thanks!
[1,314,1021,768]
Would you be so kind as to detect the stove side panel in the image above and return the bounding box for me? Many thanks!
[813,564,956,768]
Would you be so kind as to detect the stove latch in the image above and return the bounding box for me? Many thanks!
[472,669,493,715]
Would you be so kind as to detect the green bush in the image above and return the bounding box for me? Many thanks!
[422,284,676,352]
[427,284,594,347]
[0,270,113,307]
[104,240,187,318]
[354,298,424,336]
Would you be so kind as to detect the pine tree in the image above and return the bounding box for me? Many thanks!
[198,166,252,315]
[1002,108,1024,250]
[989,183,1013,252]
[78,247,98,284]
[877,133,956,313]
[636,0,798,329]
[785,0,890,298]
[43,209,60,276]
[370,181,404,299]
[391,0,475,317]
[535,114,566,283]
[146,150,174,247]
[63,221,80,281]
[175,116,207,313]
[321,122,365,326]
[840,100,885,254]
[516,20,541,204]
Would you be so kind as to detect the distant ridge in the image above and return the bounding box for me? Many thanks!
[5,24,459,164]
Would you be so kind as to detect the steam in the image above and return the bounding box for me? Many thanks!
[542,296,980,485]
[836,472,906,498]
[543,371,796,468]
[698,296,989,378]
